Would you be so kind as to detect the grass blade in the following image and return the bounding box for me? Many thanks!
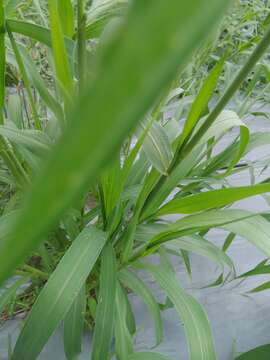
[0,276,29,314]
[19,45,64,122]
[180,58,224,145]
[235,344,270,359]
[143,122,173,175]
[6,19,75,56]
[158,183,270,215]
[118,268,163,347]
[7,26,41,129]
[64,285,86,360]
[145,264,216,360]
[114,281,133,360]
[166,235,234,273]
[12,226,107,360]
[91,243,117,360]
[58,0,75,38]
[48,0,74,99]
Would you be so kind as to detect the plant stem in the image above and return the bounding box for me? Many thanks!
[17,264,49,280]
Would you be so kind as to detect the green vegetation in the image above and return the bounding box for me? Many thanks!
[0,0,270,359]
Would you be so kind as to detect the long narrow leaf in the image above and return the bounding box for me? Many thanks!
[12,226,107,360]
[6,19,75,58]
[145,264,216,360]
[48,0,74,97]
[235,344,270,359]
[118,268,163,347]
[64,285,86,360]
[114,282,133,360]
[158,183,270,215]
[91,243,117,360]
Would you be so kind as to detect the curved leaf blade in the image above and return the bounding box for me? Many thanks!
[64,285,86,360]
[158,183,270,215]
[91,243,117,360]
[235,344,270,360]
[12,226,107,360]
[118,268,163,347]
[145,264,216,360]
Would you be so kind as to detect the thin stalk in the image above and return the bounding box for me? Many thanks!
[140,24,270,218]
[0,0,5,124]
[6,25,42,130]
[77,0,86,94]
[19,264,49,280]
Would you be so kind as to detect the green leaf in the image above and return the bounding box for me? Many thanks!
[100,156,122,219]
[198,110,249,176]
[222,215,270,258]
[64,285,86,360]
[122,289,136,336]
[5,0,21,17]
[114,282,133,360]
[91,243,117,360]
[235,344,270,359]
[7,94,23,129]
[19,45,64,122]
[222,232,236,252]
[141,145,202,220]
[0,277,29,314]
[58,0,75,38]
[146,211,270,263]
[4,0,21,17]
[0,0,231,284]
[0,126,52,156]
[147,210,254,249]
[48,0,74,98]
[118,268,163,347]
[248,281,270,293]
[121,122,152,189]
[127,352,172,360]
[6,19,75,56]
[7,26,41,129]
[158,183,270,215]
[181,249,192,278]
[86,0,128,39]
[237,260,270,278]
[180,58,224,144]
[12,226,107,360]
[143,122,173,175]
[145,264,216,360]
[166,235,234,273]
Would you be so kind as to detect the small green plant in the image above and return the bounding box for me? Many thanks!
[0,1,270,359]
